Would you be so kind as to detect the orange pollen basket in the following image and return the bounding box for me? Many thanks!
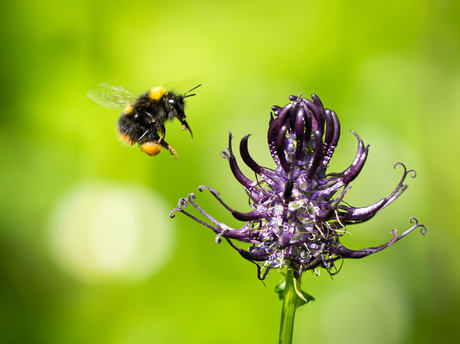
[141,142,163,156]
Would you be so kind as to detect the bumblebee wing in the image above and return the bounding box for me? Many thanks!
[87,83,138,110]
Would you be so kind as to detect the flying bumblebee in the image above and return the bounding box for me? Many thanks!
[87,82,201,160]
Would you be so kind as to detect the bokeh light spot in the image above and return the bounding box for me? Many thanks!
[49,181,174,284]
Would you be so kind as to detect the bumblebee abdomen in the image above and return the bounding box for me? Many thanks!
[122,103,135,116]
[117,114,147,145]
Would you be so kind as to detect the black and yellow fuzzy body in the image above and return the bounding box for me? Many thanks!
[116,86,192,158]
[87,83,201,160]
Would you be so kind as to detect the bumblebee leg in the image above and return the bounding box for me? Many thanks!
[159,139,178,162]
[138,130,163,157]
[153,122,166,143]
[180,119,193,140]
[140,140,163,156]
[159,125,166,142]
[138,129,150,142]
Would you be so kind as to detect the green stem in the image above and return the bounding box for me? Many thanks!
[279,269,298,344]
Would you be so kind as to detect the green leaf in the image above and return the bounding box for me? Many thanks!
[293,276,315,308]
[275,278,315,309]
[275,280,287,300]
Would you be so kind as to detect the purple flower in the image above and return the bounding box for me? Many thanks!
[170,94,426,280]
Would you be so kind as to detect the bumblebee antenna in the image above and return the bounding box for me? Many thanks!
[184,84,202,98]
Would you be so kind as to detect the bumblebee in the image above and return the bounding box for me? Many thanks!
[87,83,201,160]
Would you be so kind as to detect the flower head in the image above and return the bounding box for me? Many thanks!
[170,94,426,280]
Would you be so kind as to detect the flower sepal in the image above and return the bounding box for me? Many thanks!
[275,272,315,308]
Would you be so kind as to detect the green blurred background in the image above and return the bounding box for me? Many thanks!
[0,0,457,343]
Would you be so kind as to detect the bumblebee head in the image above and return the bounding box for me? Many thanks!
[166,94,186,121]
[166,84,202,121]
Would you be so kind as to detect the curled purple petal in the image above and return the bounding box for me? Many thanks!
[171,93,425,280]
